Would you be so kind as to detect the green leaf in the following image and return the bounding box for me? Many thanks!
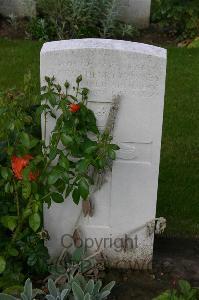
[108,149,116,160]
[72,247,85,263]
[29,137,39,149]
[85,280,94,294]
[3,285,24,297]
[76,159,89,173]
[27,255,37,267]
[97,159,106,169]
[0,108,7,116]
[72,282,84,300]
[178,280,192,295]
[1,216,17,231]
[101,281,115,294]
[29,213,41,232]
[65,185,72,198]
[0,294,16,300]
[7,146,14,156]
[23,208,32,219]
[48,279,57,298]
[49,147,58,160]
[8,248,19,257]
[48,94,57,107]
[110,144,120,150]
[61,289,69,300]
[85,146,97,155]
[46,295,55,300]
[48,170,61,185]
[78,178,89,200]
[59,155,69,170]
[20,132,30,148]
[0,257,6,274]
[1,167,12,180]
[93,281,102,294]
[22,181,31,199]
[61,134,73,146]
[32,202,39,213]
[100,290,111,299]
[153,291,173,300]
[51,192,64,203]
[4,182,10,193]
[22,166,31,181]
[84,294,91,300]
[72,188,80,205]
[22,278,32,300]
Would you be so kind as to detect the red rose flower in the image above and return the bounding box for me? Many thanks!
[69,103,80,113]
[11,155,39,181]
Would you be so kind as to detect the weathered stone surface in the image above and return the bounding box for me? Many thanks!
[40,39,167,268]
[0,0,36,17]
[118,0,151,28]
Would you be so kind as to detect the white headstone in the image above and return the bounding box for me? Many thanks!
[118,0,151,28]
[0,0,36,18]
[40,39,167,269]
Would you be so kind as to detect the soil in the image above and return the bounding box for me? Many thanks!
[136,26,178,47]
[105,236,199,299]
[0,16,27,39]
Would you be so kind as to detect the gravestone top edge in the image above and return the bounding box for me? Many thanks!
[41,39,166,59]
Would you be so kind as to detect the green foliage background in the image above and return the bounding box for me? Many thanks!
[152,0,199,40]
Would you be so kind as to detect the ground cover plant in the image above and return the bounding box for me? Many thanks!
[0,73,119,289]
[153,280,198,300]
[0,246,115,299]
[0,39,198,237]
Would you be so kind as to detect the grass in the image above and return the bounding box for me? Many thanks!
[157,48,199,237]
[0,39,42,92]
[0,38,199,237]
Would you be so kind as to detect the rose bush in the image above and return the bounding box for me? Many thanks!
[0,75,119,289]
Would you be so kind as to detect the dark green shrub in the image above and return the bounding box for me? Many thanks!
[26,18,51,41]
[152,0,199,40]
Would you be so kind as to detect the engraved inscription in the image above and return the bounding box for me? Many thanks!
[116,142,152,163]
[56,52,161,97]
[117,144,136,160]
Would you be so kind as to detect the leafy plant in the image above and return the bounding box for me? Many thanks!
[28,0,138,40]
[46,278,70,300]
[152,0,199,40]
[0,278,38,300]
[0,276,115,300]
[49,246,96,283]
[26,18,50,41]
[0,75,119,287]
[154,280,198,300]
[47,275,115,300]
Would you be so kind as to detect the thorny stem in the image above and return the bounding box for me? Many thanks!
[11,198,32,243]
[13,179,20,219]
